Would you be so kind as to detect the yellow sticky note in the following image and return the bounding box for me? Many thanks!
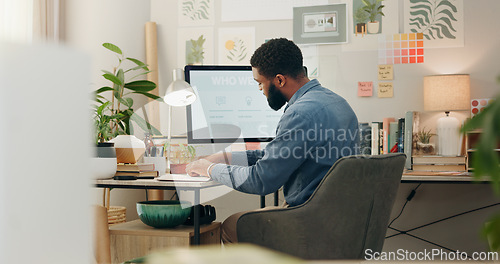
[378,82,394,98]
[378,65,394,80]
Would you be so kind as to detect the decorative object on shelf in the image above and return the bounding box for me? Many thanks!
[362,0,384,34]
[91,142,117,180]
[137,200,192,228]
[354,6,368,37]
[110,135,146,164]
[167,144,197,174]
[424,74,470,156]
[415,127,435,155]
[103,188,126,226]
[92,42,162,145]
[164,68,197,171]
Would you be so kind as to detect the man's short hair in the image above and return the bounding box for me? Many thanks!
[250,38,304,79]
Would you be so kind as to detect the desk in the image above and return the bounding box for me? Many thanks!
[388,172,498,255]
[95,179,221,245]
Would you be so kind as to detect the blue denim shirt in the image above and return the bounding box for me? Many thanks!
[210,79,359,206]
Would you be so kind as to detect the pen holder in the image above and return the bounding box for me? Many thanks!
[143,156,168,175]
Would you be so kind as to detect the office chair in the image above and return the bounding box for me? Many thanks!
[236,153,406,260]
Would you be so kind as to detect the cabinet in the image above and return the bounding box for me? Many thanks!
[465,130,500,171]
[109,220,221,263]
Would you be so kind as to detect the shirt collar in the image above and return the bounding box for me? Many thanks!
[284,79,320,112]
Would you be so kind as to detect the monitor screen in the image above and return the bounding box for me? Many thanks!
[185,65,284,144]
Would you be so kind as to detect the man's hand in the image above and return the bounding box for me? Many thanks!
[186,159,213,177]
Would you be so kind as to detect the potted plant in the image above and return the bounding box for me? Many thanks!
[415,128,436,155]
[362,0,385,34]
[93,42,162,164]
[354,6,369,36]
[165,143,197,174]
[461,75,500,252]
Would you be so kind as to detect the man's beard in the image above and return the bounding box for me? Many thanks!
[267,82,287,111]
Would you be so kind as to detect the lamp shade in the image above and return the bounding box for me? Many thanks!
[423,74,470,112]
[164,68,196,107]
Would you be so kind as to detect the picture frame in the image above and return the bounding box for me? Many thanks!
[293,4,348,45]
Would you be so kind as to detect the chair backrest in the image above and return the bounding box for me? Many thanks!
[237,153,406,260]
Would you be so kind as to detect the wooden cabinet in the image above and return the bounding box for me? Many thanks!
[109,220,221,263]
[465,130,500,171]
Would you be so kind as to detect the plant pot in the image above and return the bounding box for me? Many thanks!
[356,23,366,36]
[110,135,146,164]
[91,142,117,179]
[170,163,188,174]
[416,142,435,155]
[367,21,380,34]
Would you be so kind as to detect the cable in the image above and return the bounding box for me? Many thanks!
[388,183,422,228]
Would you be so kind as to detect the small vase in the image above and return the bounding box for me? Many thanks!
[110,135,146,164]
[367,21,380,34]
[92,142,117,179]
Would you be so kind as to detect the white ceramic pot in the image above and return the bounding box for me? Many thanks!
[367,21,380,34]
[110,135,146,164]
[92,142,117,179]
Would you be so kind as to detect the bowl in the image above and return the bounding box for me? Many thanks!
[137,200,192,228]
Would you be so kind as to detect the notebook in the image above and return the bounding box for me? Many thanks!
[156,173,211,182]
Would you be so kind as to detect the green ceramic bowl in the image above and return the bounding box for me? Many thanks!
[137,200,192,228]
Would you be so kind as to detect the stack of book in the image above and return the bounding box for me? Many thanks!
[114,163,159,179]
[412,156,467,172]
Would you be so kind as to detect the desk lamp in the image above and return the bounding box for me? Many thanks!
[423,74,470,156]
[164,68,197,167]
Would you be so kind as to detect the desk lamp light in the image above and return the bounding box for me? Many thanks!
[423,74,470,156]
[164,68,197,167]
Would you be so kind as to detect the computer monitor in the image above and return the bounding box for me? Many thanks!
[185,65,284,144]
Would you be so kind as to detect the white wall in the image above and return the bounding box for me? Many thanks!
[64,0,152,220]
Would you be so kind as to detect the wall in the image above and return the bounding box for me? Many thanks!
[64,0,152,220]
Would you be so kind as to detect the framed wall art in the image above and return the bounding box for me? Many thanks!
[293,4,348,45]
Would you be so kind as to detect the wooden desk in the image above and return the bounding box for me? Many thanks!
[109,220,221,263]
[95,179,221,245]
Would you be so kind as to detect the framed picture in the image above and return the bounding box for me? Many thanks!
[293,4,348,45]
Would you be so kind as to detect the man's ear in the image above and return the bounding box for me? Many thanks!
[275,74,286,88]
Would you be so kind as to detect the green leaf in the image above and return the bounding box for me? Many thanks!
[103,73,123,86]
[126,57,149,71]
[124,80,157,92]
[116,69,125,85]
[96,86,114,94]
[103,43,122,55]
[133,92,162,101]
[130,113,162,136]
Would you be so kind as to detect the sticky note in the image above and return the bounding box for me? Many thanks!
[358,82,373,97]
[378,65,394,80]
[378,82,394,98]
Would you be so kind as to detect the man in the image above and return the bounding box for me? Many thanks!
[186,38,359,243]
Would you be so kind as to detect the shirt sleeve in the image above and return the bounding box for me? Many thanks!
[210,111,320,195]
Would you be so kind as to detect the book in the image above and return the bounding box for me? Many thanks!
[404,111,419,169]
[114,170,159,177]
[397,118,405,153]
[371,122,382,155]
[382,117,396,154]
[389,121,398,153]
[359,123,372,155]
[116,163,155,172]
[412,155,467,165]
[411,164,467,172]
